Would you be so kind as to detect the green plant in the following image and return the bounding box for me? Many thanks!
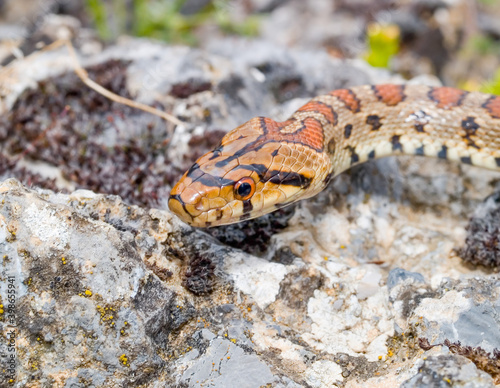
[85,0,262,45]
[481,68,500,95]
[85,0,112,40]
[364,23,400,68]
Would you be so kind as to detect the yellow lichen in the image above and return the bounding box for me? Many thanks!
[119,353,130,367]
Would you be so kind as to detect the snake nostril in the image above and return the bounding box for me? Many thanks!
[195,198,205,211]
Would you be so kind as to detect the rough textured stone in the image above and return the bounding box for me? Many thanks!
[401,353,496,388]
[1,23,500,387]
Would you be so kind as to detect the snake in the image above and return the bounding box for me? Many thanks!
[168,84,500,228]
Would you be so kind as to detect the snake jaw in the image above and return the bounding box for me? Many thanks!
[169,165,325,227]
[169,141,333,227]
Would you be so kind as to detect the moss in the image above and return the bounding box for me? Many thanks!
[205,206,295,256]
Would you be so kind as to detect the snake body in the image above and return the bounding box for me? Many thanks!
[169,84,500,227]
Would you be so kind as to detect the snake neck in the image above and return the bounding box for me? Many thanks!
[285,84,500,178]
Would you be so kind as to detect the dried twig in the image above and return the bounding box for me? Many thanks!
[0,38,185,127]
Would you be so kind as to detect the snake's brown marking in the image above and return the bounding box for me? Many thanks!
[169,84,500,227]
[366,114,383,131]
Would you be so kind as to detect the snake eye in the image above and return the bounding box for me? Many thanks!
[234,177,255,201]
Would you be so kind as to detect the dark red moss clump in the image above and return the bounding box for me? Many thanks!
[0,60,183,207]
[206,206,295,256]
[0,61,229,209]
[459,192,500,267]
[183,254,216,295]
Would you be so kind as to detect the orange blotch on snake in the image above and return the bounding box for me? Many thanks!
[372,84,406,106]
[330,89,361,112]
[483,95,500,119]
[294,117,324,151]
[297,101,337,124]
[260,117,282,133]
[428,87,467,109]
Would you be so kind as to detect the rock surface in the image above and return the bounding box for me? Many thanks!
[0,31,500,387]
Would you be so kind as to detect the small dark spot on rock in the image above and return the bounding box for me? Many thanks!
[277,268,324,310]
[275,77,304,102]
[271,246,297,265]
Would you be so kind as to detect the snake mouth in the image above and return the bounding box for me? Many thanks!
[169,193,230,227]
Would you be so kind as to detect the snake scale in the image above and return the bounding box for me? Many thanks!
[169,84,500,227]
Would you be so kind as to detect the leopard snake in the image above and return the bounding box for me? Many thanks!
[168,84,500,227]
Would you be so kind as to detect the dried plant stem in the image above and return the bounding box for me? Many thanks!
[0,39,184,127]
[63,40,184,127]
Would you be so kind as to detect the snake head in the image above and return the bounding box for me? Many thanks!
[169,117,332,227]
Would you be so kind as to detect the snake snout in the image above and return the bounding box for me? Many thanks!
[168,179,206,224]
[168,194,191,224]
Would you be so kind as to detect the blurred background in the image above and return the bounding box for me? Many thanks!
[1,0,499,91]
[0,0,499,212]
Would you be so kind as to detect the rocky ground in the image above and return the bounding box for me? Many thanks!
[0,1,500,387]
